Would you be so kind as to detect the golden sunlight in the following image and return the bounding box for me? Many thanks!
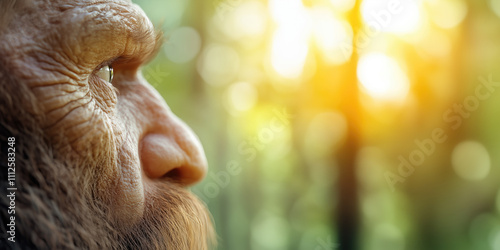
[269,0,307,25]
[330,0,356,12]
[224,1,268,41]
[311,7,353,65]
[427,0,468,29]
[361,0,421,34]
[357,52,410,102]
[271,28,309,79]
[269,0,310,79]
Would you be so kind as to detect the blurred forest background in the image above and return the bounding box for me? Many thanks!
[133,0,500,249]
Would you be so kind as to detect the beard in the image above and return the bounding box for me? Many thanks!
[0,73,214,249]
[118,182,215,250]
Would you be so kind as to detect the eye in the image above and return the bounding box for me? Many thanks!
[95,65,114,83]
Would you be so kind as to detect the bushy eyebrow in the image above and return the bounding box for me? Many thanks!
[130,28,164,65]
[59,1,165,67]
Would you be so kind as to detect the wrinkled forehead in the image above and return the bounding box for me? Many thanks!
[10,0,134,9]
[1,0,134,26]
[13,0,145,28]
[2,0,150,38]
[0,0,157,70]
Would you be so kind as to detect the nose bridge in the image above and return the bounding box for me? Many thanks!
[138,78,194,146]
[136,78,207,186]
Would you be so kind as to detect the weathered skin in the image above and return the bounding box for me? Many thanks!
[0,0,212,248]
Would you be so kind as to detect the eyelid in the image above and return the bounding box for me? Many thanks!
[95,57,118,71]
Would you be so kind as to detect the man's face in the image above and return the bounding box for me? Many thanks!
[0,0,213,248]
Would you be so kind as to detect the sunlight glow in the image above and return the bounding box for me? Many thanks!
[311,7,353,65]
[223,1,267,40]
[428,0,468,29]
[330,0,356,12]
[269,0,307,25]
[271,29,309,79]
[269,0,310,79]
[361,0,421,34]
[357,53,410,102]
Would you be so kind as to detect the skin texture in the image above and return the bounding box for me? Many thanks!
[0,0,214,249]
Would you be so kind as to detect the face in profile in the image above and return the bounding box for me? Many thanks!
[0,0,214,249]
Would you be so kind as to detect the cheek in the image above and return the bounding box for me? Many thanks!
[107,139,145,228]
[29,78,124,208]
[101,97,147,227]
[35,85,117,167]
[25,60,119,168]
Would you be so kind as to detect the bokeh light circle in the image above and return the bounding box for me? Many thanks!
[357,52,410,102]
[452,141,491,181]
[164,27,202,64]
[197,44,240,86]
[361,0,421,34]
[226,82,258,113]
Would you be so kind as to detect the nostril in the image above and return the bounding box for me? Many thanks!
[140,133,207,186]
[161,167,203,186]
[164,168,182,180]
[140,134,183,179]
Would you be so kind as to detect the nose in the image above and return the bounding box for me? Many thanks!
[138,86,207,186]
